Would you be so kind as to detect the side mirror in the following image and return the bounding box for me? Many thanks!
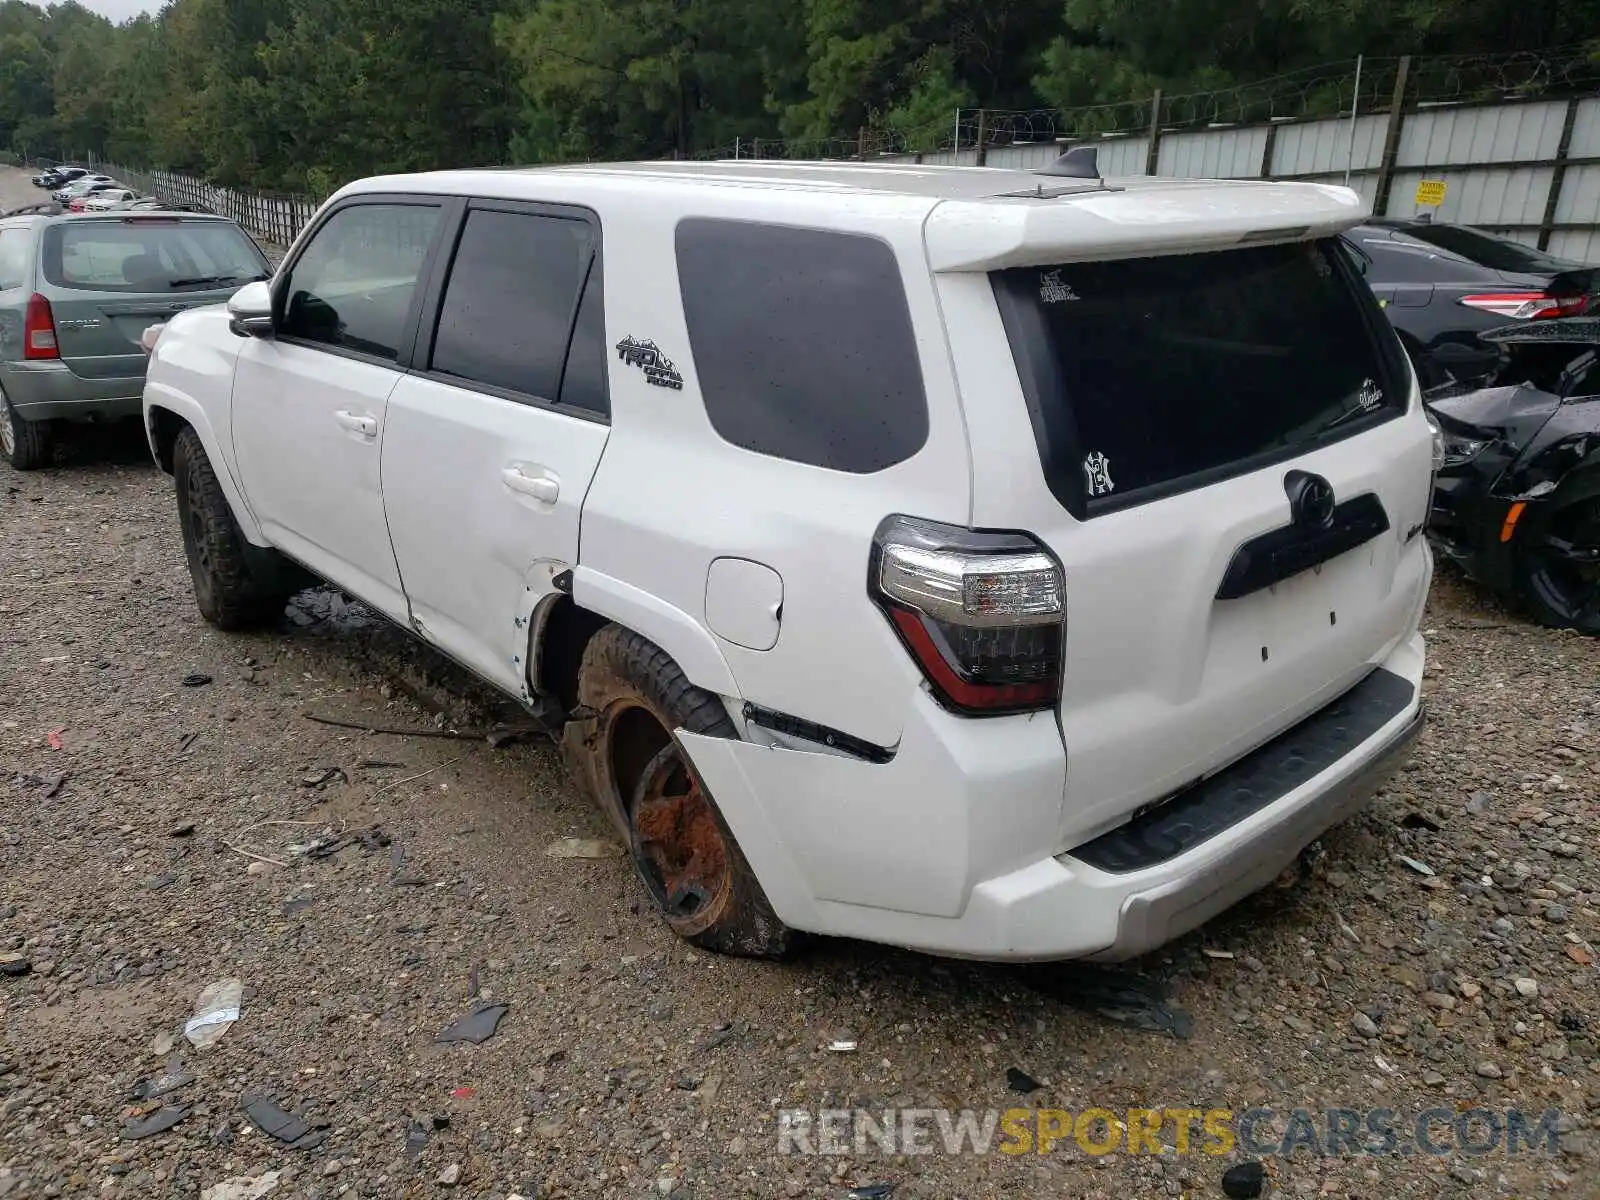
[227,280,274,338]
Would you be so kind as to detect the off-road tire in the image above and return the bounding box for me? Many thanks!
[173,427,295,631]
[0,385,52,471]
[574,624,794,958]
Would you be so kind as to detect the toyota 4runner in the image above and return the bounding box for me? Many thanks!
[141,156,1433,961]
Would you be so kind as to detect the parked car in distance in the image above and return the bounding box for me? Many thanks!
[1344,218,1597,391]
[142,158,1432,963]
[33,165,87,189]
[78,189,139,212]
[52,175,117,202]
[1425,316,1600,633]
[67,185,132,212]
[0,209,271,469]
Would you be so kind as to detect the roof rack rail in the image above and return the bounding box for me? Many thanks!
[1,201,64,218]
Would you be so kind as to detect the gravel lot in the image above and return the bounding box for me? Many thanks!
[2,167,1598,1200]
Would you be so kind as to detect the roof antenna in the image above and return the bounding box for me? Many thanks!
[1036,145,1100,180]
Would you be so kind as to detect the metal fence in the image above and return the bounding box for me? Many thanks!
[84,47,1600,260]
[87,164,322,249]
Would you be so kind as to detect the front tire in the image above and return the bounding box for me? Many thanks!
[1517,491,1600,635]
[0,385,53,471]
[173,427,294,631]
[573,625,793,958]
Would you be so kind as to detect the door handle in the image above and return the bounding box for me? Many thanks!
[335,410,377,437]
[501,466,559,504]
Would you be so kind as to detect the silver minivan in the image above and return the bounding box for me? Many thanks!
[0,208,270,469]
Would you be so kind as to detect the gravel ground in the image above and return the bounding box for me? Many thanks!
[2,167,1599,1200]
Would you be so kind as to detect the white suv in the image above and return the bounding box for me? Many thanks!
[142,157,1433,962]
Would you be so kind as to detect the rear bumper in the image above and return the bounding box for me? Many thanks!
[680,630,1426,962]
[0,361,144,421]
[1089,699,1421,960]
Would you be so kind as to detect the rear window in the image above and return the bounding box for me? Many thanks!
[1399,224,1582,274]
[41,219,269,293]
[992,239,1405,515]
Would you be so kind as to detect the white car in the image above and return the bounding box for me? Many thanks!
[80,189,139,211]
[52,175,116,201]
[141,157,1434,962]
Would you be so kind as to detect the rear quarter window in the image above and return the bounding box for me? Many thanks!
[0,228,31,290]
[674,219,928,473]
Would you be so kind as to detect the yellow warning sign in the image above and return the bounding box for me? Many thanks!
[1414,179,1447,208]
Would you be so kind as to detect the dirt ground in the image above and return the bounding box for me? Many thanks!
[1,167,1598,1200]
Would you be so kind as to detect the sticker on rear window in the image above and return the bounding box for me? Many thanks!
[1039,269,1079,304]
[1083,451,1115,497]
[616,336,684,390]
[1356,377,1384,411]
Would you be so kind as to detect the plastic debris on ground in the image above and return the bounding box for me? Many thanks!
[544,837,625,859]
[200,1171,282,1200]
[182,673,213,687]
[846,1185,896,1199]
[122,1103,190,1140]
[1016,964,1196,1039]
[184,977,243,1049]
[240,1093,328,1150]
[827,1039,858,1053]
[1221,1160,1267,1198]
[436,1002,511,1045]
[132,1057,195,1100]
[1005,1067,1041,1094]
[1395,855,1436,877]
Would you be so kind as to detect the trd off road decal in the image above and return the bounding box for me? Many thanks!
[1038,269,1079,304]
[1083,451,1115,497]
[615,336,684,390]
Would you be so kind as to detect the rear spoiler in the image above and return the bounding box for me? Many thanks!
[924,179,1366,272]
[1550,267,1599,296]
[1480,316,1600,345]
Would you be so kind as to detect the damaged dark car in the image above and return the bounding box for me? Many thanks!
[1426,317,1600,633]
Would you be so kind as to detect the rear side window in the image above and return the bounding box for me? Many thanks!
[0,228,30,290]
[675,219,928,473]
[430,208,597,407]
[992,239,1406,514]
[41,220,268,293]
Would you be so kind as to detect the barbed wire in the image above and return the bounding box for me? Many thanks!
[694,43,1600,164]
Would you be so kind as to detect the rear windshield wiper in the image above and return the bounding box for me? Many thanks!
[167,273,268,288]
[1314,402,1375,436]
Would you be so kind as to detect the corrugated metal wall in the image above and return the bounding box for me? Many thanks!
[885,93,1600,262]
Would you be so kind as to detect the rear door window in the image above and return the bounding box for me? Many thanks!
[41,219,269,293]
[428,207,600,410]
[675,219,928,473]
[992,239,1406,515]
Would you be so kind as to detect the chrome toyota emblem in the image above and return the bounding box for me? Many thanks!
[1285,470,1335,530]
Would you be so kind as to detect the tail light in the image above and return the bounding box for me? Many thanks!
[1458,292,1589,320]
[24,293,59,360]
[869,515,1064,715]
